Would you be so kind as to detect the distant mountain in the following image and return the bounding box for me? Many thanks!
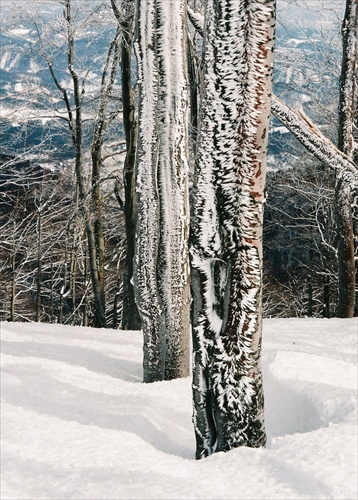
[0,1,343,168]
[0,6,120,161]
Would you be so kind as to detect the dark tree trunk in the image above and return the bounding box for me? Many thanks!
[36,209,42,322]
[336,0,357,317]
[323,276,330,318]
[335,177,355,317]
[187,35,199,157]
[91,145,106,324]
[118,0,141,330]
[10,253,15,322]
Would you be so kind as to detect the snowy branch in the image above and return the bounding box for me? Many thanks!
[187,6,204,37]
[271,95,358,185]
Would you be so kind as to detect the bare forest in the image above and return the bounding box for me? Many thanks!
[1,0,356,457]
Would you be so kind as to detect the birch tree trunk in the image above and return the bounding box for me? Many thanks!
[190,0,276,458]
[134,0,190,382]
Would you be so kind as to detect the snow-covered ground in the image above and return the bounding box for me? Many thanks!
[1,318,357,500]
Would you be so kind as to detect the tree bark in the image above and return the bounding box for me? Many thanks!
[10,252,15,322]
[336,0,357,317]
[134,0,190,382]
[117,0,141,330]
[190,0,275,458]
[336,176,355,317]
[36,208,42,322]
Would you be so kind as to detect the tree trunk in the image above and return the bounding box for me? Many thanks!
[187,35,199,157]
[58,260,67,324]
[69,230,76,324]
[323,275,330,318]
[119,0,141,330]
[36,209,42,322]
[336,176,355,317]
[91,145,106,324]
[134,0,190,382]
[156,0,190,380]
[50,262,54,322]
[336,0,357,317]
[83,246,88,327]
[190,0,276,458]
[10,252,15,322]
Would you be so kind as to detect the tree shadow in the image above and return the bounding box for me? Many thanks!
[1,339,142,382]
[1,341,194,459]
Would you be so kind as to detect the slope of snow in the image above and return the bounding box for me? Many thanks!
[1,318,357,500]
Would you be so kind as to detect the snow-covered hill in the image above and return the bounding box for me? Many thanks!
[1,318,357,500]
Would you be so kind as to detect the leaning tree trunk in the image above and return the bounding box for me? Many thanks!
[134,0,190,382]
[190,0,276,458]
[336,0,357,318]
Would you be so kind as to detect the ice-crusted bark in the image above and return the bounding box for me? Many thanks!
[191,0,276,458]
[271,96,358,185]
[336,0,357,318]
[156,0,190,380]
[338,0,357,158]
[134,0,190,382]
[134,0,164,381]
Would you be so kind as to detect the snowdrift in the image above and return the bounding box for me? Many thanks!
[1,318,357,499]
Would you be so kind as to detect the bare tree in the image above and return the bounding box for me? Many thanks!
[29,0,123,327]
[263,162,337,318]
[111,0,141,330]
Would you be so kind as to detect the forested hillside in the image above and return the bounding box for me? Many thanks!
[1,0,356,327]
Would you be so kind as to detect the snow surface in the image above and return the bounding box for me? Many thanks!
[1,318,357,500]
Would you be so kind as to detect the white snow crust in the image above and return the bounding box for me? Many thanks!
[1,318,357,500]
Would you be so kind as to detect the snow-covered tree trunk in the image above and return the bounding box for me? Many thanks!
[338,0,357,158]
[271,96,358,184]
[134,0,190,382]
[336,0,357,318]
[190,0,276,458]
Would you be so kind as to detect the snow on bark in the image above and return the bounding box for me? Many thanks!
[271,96,358,186]
[134,0,190,382]
[156,0,190,380]
[187,5,204,37]
[191,0,275,458]
[338,0,357,159]
[134,0,165,382]
[336,0,357,318]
